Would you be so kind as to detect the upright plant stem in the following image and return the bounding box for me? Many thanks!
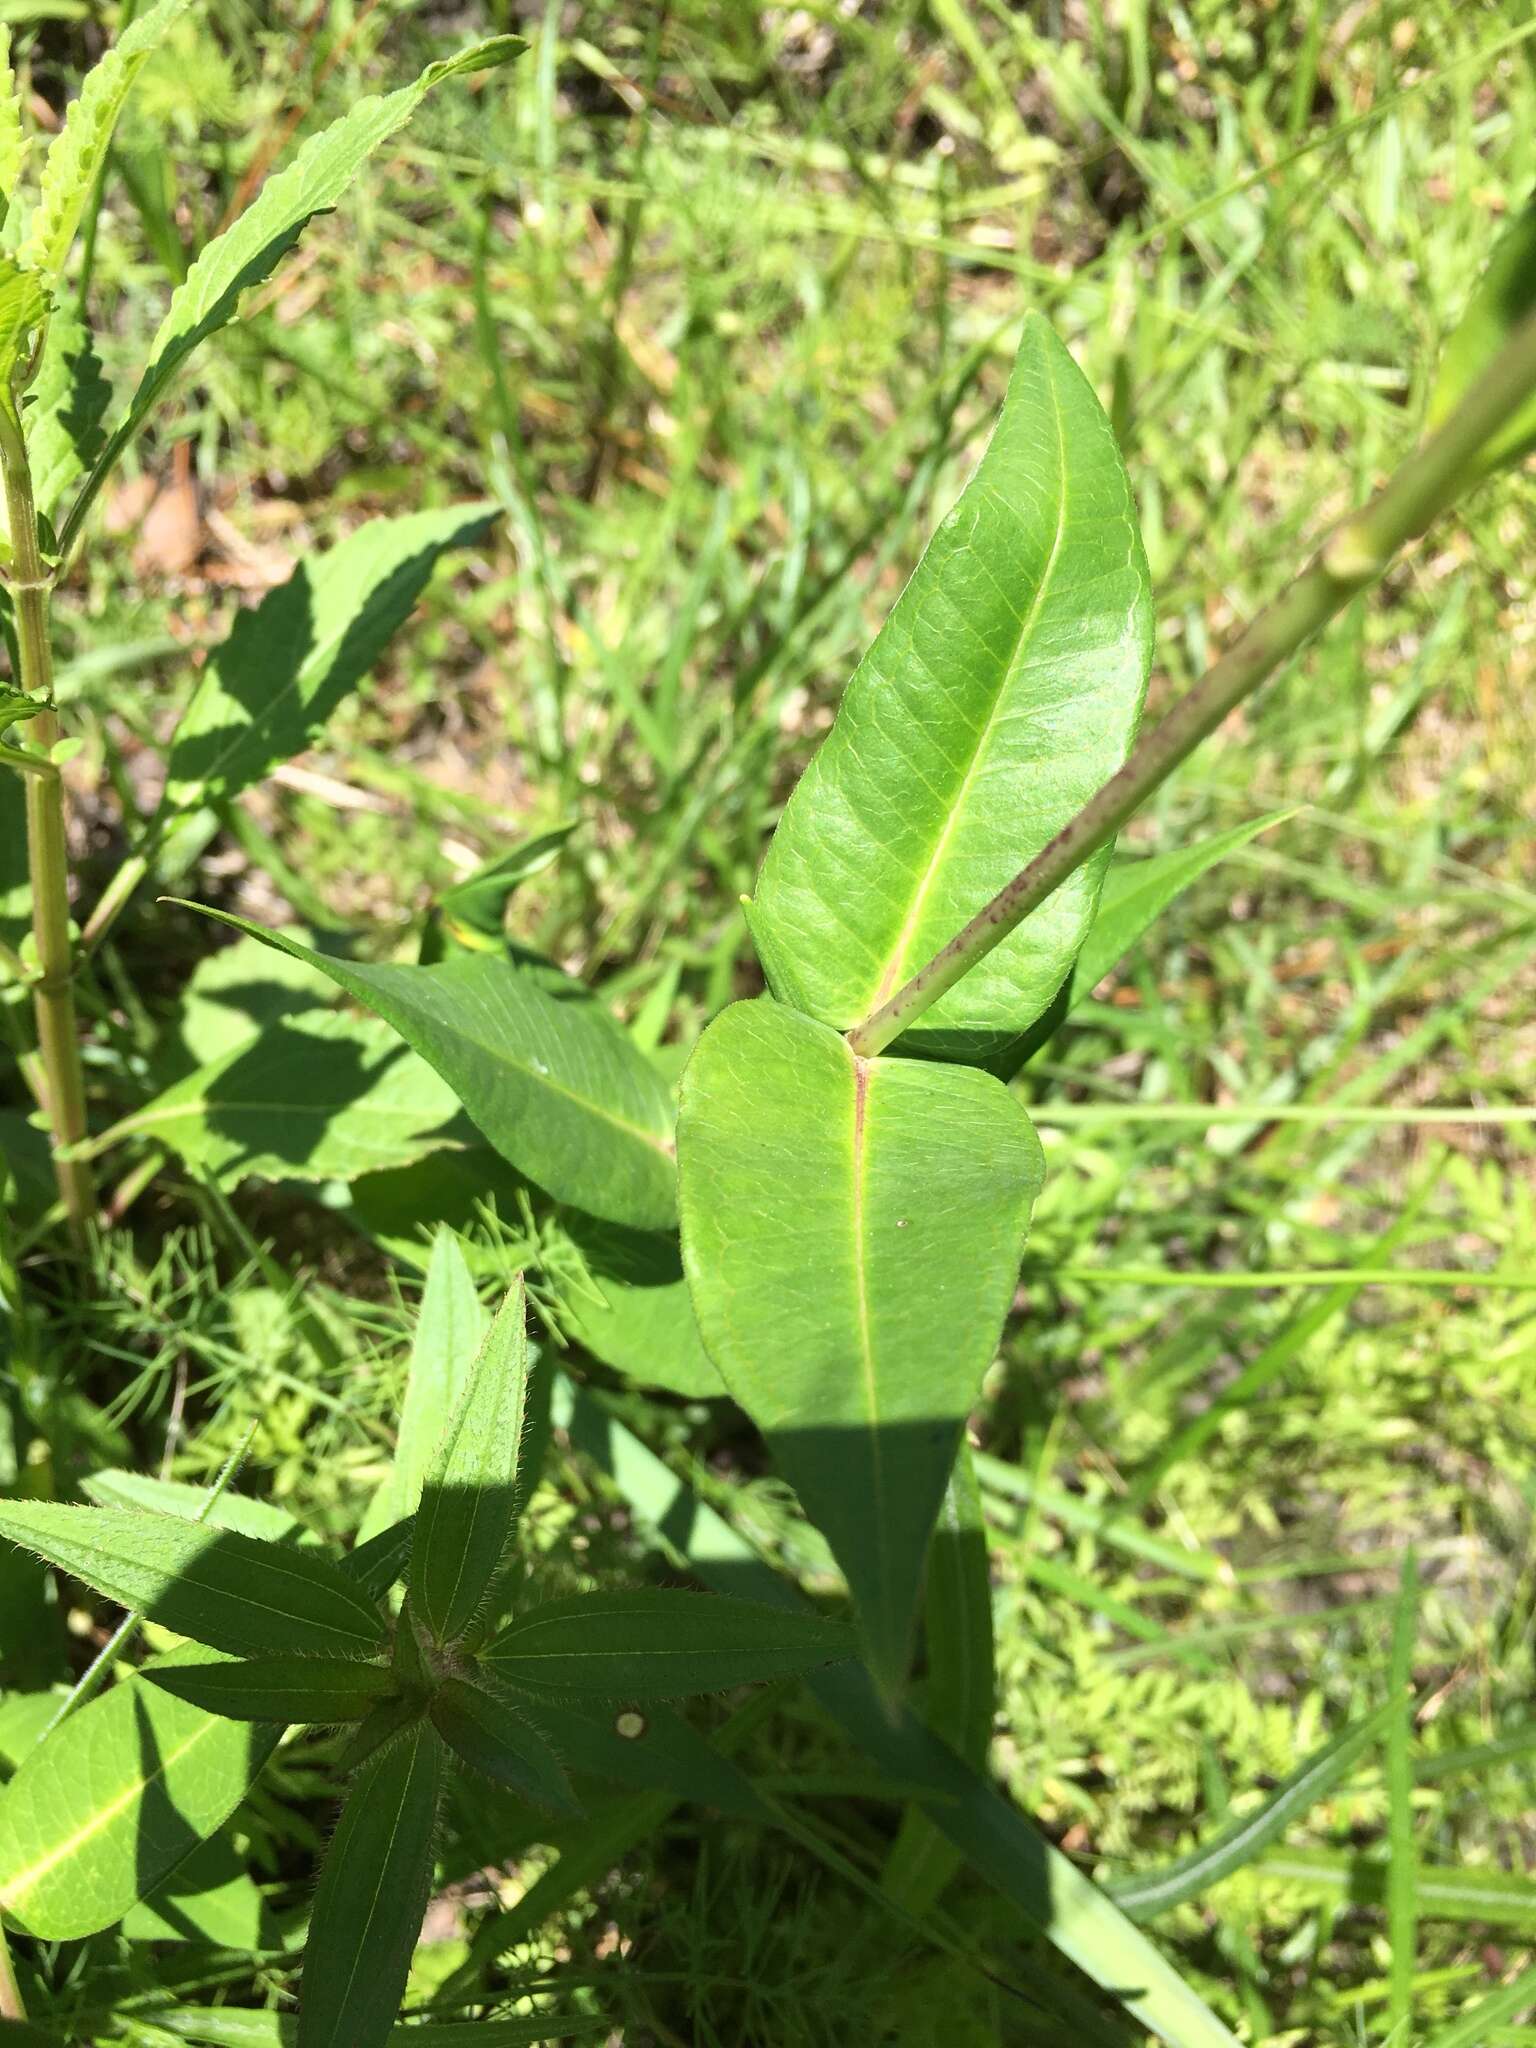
[846,307,1536,1060]
[0,408,94,1236]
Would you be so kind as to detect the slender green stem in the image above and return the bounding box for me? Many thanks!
[0,407,94,1236]
[846,307,1536,1059]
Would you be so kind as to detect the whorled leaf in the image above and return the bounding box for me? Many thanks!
[677,999,1044,1696]
[746,314,1153,1061]
[147,1652,397,1725]
[429,1676,576,1812]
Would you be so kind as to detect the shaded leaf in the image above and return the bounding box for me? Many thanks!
[172,910,679,1231]
[60,38,526,555]
[359,1228,487,1543]
[102,1008,462,1185]
[429,1676,576,1812]
[159,2010,611,2047]
[0,1646,275,1938]
[485,1587,852,1700]
[410,1278,529,1646]
[82,1467,301,1543]
[427,821,576,956]
[0,259,46,426]
[522,1697,770,1820]
[554,1212,724,1400]
[746,315,1152,1060]
[26,306,111,521]
[0,1501,387,1658]
[163,504,494,812]
[122,1830,268,1947]
[677,1000,1044,1694]
[156,929,336,1080]
[1427,193,1536,474]
[147,1652,396,1725]
[299,1721,443,2048]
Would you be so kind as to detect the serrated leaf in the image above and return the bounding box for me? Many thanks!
[18,0,194,287]
[171,909,679,1231]
[0,1501,387,1658]
[0,31,27,224]
[147,1652,396,1724]
[299,1720,443,2048]
[59,37,527,555]
[0,1646,275,1938]
[102,1008,462,1186]
[429,1677,575,1812]
[162,504,494,812]
[0,258,47,421]
[25,306,111,520]
[409,1278,529,1646]
[677,999,1044,1695]
[1427,193,1536,475]
[746,315,1152,1061]
[484,1588,853,1700]
[360,1228,487,1543]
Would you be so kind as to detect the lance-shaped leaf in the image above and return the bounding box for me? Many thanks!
[58,37,526,557]
[25,306,111,520]
[0,1501,387,1658]
[17,0,193,286]
[1427,194,1536,476]
[300,1720,443,2048]
[0,1646,274,1938]
[676,1000,1044,1694]
[82,1466,300,1542]
[484,1587,853,1700]
[360,1228,487,1542]
[429,1677,576,1812]
[172,909,679,1231]
[0,30,25,223]
[162,503,494,813]
[746,314,1152,1061]
[95,1008,462,1186]
[163,2011,612,2047]
[520,1698,770,1820]
[410,1278,529,1646]
[147,1652,397,1725]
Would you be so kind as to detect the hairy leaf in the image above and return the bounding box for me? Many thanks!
[82,1467,301,1543]
[18,0,194,286]
[0,1501,386,1658]
[746,315,1152,1060]
[359,1228,487,1542]
[163,504,494,812]
[677,999,1044,1694]
[105,1008,462,1186]
[1428,193,1536,474]
[0,1647,273,1938]
[173,910,679,1231]
[147,1652,396,1725]
[160,2010,612,2047]
[410,1278,529,1645]
[429,1677,576,1811]
[485,1588,853,1700]
[26,307,111,520]
[60,37,526,555]
[300,1721,443,2048]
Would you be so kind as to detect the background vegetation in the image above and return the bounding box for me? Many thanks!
[5,0,1536,2040]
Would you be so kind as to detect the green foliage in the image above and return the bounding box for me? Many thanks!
[1428,192,1536,472]
[429,1676,576,1811]
[147,1652,397,1723]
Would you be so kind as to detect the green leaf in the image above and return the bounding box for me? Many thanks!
[1254,1844,1536,1928]
[1105,1696,1400,1920]
[428,822,576,955]
[429,1676,576,1812]
[359,1228,487,1543]
[1006,809,1296,1069]
[123,1830,268,1947]
[0,31,27,225]
[25,306,111,521]
[299,1720,443,2048]
[0,1501,387,1658]
[484,1588,853,1700]
[162,504,495,812]
[0,1646,275,1938]
[82,1466,301,1543]
[99,1008,462,1186]
[746,315,1152,1061]
[0,260,47,428]
[147,1652,396,1724]
[17,0,194,287]
[0,684,44,727]
[409,1278,529,1645]
[170,909,679,1231]
[156,929,335,1080]
[59,37,527,557]
[553,1214,725,1400]
[676,999,1044,1693]
[521,1697,770,1820]
[1427,193,1536,475]
[158,2010,613,2047]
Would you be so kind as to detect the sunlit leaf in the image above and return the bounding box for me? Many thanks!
[25,306,111,521]
[1428,193,1536,474]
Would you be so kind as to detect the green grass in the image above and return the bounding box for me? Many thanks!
[6,0,1536,2040]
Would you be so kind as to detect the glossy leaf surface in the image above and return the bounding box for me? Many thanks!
[429,1677,576,1811]
[486,1587,852,1699]
[0,1501,386,1658]
[177,910,678,1230]
[0,1647,273,1938]
[677,999,1043,1691]
[410,1279,529,1645]
[147,1652,396,1724]
[747,315,1152,1059]
[164,504,494,812]
[299,1721,442,2048]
